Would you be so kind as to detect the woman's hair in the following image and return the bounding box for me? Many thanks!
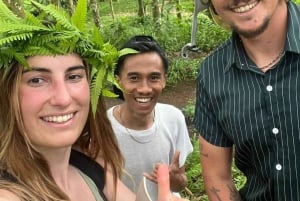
[113,35,169,100]
[0,60,124,201]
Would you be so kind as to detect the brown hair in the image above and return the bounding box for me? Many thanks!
[0,60,124,201]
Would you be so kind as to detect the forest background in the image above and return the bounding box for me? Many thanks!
[5,0,300,200]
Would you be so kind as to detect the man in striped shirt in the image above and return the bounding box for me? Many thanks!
[194,0,300,200]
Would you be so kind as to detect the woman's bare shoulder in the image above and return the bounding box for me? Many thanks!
[0,189,21,201]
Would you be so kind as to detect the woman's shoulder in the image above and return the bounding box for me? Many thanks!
[0,189,21,201]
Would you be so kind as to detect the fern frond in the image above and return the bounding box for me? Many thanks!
[0,0,21,23]
[71,0,87,32]
[13,52,28,67]
[0,33,33,46]
[24,11,43,26]
[90,67,107,114]
[23,46,59,56]
[0,48,13,68]
[0,23,46,33]
[31,1,73,30]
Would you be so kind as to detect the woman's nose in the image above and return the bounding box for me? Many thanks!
[49,82,72,106]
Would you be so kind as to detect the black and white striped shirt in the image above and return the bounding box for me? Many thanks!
[194,1,300,200]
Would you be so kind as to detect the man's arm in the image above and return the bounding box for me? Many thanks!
[199,136,241,201]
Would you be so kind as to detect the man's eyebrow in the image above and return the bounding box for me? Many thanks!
[127,72,138,76]
[22,65,86,74]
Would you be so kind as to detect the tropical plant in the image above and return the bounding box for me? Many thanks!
[0,0,119,114]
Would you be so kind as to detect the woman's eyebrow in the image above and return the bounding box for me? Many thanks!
[66,65,86,72]
[22,65,86,74]
[22,67,50,74]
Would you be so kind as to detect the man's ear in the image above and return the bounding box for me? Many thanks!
[115,75,120,82]
[162,76,166,89]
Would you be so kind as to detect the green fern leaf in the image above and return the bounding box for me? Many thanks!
[24,11,43,27]
[0,23,46,33]
[0,33,33,46]
[0,0,21,23]
[31,1,74,30]
[91,25,104,48]
[71,0,87,32]
[90,66,107,114]
[23,46,59,56]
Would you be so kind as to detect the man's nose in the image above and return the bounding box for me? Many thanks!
[137,80,153,93]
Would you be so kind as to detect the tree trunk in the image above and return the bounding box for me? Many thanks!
[160,0,166,17]
[175,0,182,20]
[91,0,103,29]
[152,0,160,27]
[109,0,115,19]
[137,0,144,17]
[68,0,75,13]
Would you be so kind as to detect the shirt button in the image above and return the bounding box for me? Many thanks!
[276,164,282,170]
[272,128,279,135]
[266,85,273,91]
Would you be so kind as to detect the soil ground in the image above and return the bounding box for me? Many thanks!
[104,80,196,109]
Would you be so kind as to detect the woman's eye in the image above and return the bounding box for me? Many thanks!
[28,77,44,86]
[68,74,83,82]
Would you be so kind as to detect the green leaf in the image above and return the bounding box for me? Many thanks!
[118,48,139,57]
[0,0,21,23]
[102,89,118,98]
[71,0,87,32]
[90,66,107,114]
[0,33,33,46]
[31,1,73,30]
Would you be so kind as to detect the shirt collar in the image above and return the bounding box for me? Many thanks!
[285,1,300,54]
[224,33,251,73]
[225,1,300,73]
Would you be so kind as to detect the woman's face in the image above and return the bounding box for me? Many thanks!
[19,54,90,150]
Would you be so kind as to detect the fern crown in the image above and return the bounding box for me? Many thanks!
[0,0,119,114]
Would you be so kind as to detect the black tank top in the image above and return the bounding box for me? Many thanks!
[0,149,107,201]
